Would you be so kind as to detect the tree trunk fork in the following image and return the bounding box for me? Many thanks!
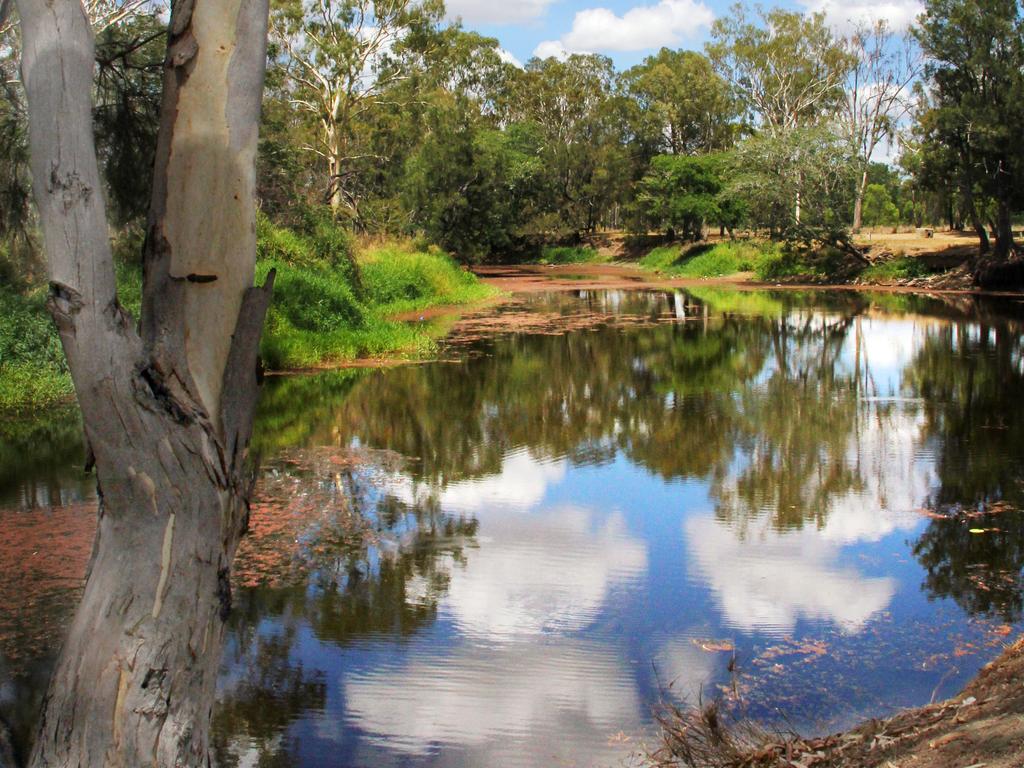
[15,1,272,765]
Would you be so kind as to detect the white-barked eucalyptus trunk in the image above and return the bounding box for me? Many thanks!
[16,0,271,764]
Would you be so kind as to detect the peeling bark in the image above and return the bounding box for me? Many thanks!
[16,0,271,765]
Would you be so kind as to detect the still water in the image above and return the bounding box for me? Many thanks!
[3,287,1024,767]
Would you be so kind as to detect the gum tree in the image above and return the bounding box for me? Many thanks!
[840,21,919,232]
[707,6,853,224]
[270,0,443,218]
[12,0,272,764]
[915,0,1024,271]
[622,48,737,156]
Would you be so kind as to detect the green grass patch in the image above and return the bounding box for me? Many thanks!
[639,244,684,271]
[859,256,932,282]
[752,245,853,281]
[537,245,606,265]
[257,233,496,370]
[0,257,145,413]
[359,243,493,315]
[641,241,783,278]
[0,287,74,413]
[257,211,357,278]
[1,222,496,408]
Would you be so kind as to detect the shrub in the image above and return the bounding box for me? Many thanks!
[639,245,684,271]
[261,262,365,333]
[859,256,932,282]
[753,244,854,281]
[256,239,494,370]
[0,286,74,411]
[257,211,358,287]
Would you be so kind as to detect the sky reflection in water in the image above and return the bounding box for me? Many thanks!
[211,289,1024,767]
[3,288,1024,768]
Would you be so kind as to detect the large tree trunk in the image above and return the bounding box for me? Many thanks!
[852,169,868,233]
[17,1,271,765]
[975,199,1021,289]
[326,127,346,216]
[962,185,990,255]
[993,192,1015,262]
[31,415,249,766]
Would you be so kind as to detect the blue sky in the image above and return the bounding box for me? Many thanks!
[444,0,924,69]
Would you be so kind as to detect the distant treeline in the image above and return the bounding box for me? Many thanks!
[0,0,1021,278]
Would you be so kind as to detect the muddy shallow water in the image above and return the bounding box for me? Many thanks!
[3,286,1024,767]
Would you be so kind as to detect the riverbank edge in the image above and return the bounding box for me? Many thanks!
[519,234,1005,292]
[648,633,1024,767]
[472,262,1024,299]
[0,242,500,414]
[0,290,501,415]
[6,259,1018,417]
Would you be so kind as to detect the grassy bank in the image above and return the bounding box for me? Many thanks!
[0,287,74,412]
[639,238,893,282]
[639,240,787,279]
[0,221,496,412]
[258,235,494,369]
[858,255,933,282]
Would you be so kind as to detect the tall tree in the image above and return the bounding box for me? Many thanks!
[634,154,740,240]
[840,21,920,232]
[914,0,1024,271]
[507,53,627,234]
[707,6,853,225]
[270,0,443,219]
[728,124,859,252]
[622,48,737,156]
[707,5,852,136]
[14,1,272,765]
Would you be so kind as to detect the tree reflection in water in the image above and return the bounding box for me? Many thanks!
[6,288,1024,764]
[248,291,1024,631]
[907,321,1024,622]
[213,448,478,765]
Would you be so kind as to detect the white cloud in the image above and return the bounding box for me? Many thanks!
[441,506,648,639]
[686,403,933,634]
[342,640,641,762]
[445,0,558,25]
[534,0,714,57]
[800,0,924,32]
[534,39,571,59]
[496,48,524,68]
[387,450,648,640]
[686,514,898,634]
[388,449,567,513]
